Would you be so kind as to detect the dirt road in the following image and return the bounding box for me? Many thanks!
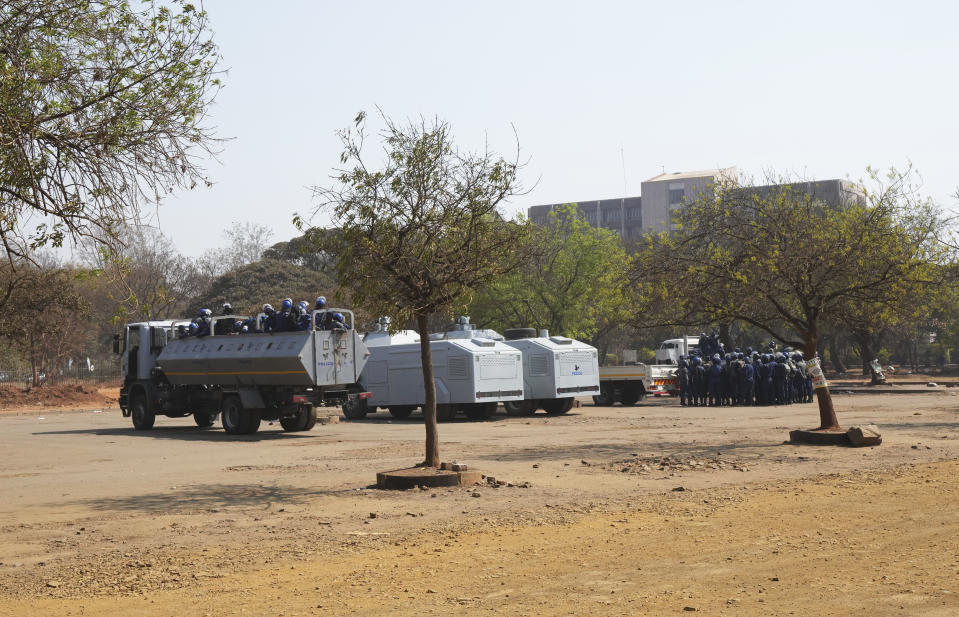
[1,392,957,616]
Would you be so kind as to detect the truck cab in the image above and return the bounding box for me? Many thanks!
[654,337,700,365]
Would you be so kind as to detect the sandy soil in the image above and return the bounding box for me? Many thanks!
[0,384,118,414]
[0,391,957,616]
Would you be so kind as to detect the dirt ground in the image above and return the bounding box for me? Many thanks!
[0,390,957,616]
[0,384,118,413]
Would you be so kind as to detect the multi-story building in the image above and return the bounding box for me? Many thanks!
[527,196,644,238]
[638,167,737,233]
[527,167,860,239]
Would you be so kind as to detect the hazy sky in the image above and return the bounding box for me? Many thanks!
[147,0,959,257]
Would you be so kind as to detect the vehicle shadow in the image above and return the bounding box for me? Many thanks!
[349,410,588,423]
[74,482,354,513]
[33,425,314,442]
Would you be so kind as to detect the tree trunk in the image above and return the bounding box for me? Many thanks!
[827,332,847,374]
[804,330,839,430]
[853,331,878,377]
[719,322,733,355]
[417,312,440,468]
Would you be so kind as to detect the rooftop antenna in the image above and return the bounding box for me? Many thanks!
[620,143,627,237]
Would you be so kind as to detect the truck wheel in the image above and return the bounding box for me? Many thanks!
[504,400,535,416]
[280,409,308,431]
[388,405,415,419]
[464,402,497,420]
[244,410,261,434]
[543,398,574,415]
[592,387,613,406]
[301,405,317,431]
[619,386,642,406]
[221,396,247,435]
[342,398,369,420]
[193,411,216,428]
[130,394,155,430]
[435,404,456,421]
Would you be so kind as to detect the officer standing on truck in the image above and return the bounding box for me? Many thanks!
[275,298,295,332]
[261,303,278,332]
[214,302,235,335]
[329,312,351,330]
[192,308,212,337]
[314,296,330,330]
[295,301,312,330]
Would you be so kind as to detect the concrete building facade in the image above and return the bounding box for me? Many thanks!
[527,167,859,239]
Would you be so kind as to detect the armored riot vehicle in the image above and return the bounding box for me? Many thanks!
[437,318,600,416]
[344,319,524,421]
[116,310,369,434]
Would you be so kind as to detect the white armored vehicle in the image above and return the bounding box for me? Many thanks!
[345,318,524,421]
[116,310,369,434]
[438,318,600,416]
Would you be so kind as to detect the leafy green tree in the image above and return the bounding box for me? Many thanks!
[309,112,531,467]
[468,203,631,345]
[0,0,222,261]
[0,259,90,386]
[634,168,950,430]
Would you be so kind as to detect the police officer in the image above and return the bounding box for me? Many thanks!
[192,308,212,337]
[314,296,330,330]
[740,353,755,406]
[751,352,762,405]
[759,354,774,405]
[677,357,691,406]
[726,353,740,406]
[295,301,311,330]
[238,316,258,334]
[274,298,295,332]
[330,312,350,330]
[707,354,723,407]
[772,353,788,405]
[691,356,706,407]
[214,302,235,335]
[791,353,807,404]
[261,303,278,333]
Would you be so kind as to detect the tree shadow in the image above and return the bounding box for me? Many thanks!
[33,425,315,442]
[74,482,356,513]
[860,420,959,433]
[477,439,796,463]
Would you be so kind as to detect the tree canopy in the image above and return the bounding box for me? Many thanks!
[0,0,222,260]
[468,203,631,343]
[309,112,531,467]
[633,169,951,429]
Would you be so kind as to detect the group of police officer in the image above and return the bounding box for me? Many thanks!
[182,296,351,338]
[676,342,816,407]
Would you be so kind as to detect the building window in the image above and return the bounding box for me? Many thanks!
[627,208,642,220]
[604,210,621,222]
[668,184,685,205]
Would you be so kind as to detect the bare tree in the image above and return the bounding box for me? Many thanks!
[197,222,275,278]
[0,0,222,262]
[311,112,531,467]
